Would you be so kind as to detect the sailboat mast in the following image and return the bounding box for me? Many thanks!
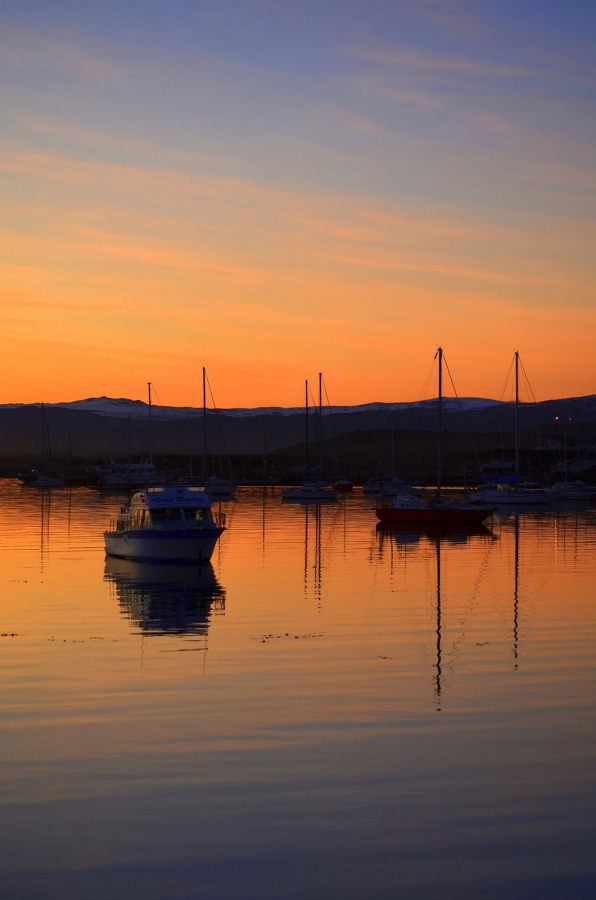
[305,379,310,478]
[318,372,322,472]
[436,347,443,497]
[202,367,207,482]
[514,351,520,477]
[147,382,153,465]
[40,402,46,458]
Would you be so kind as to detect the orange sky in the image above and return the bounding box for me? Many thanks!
[1,2,595,407]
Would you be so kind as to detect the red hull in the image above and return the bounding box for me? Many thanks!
[375,506,491,526]
[333,481,354,492]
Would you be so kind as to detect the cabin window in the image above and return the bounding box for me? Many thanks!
[150,508,182,523]
[181,506,206,522]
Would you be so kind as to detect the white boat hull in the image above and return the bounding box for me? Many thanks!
[104,527,224,563]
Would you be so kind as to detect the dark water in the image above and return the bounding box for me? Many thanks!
[1,481,596,898]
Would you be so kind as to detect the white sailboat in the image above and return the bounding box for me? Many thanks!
[377,348,492,526]
[199,367,236,498]
[282,379,338,502]
[470,353,551,506]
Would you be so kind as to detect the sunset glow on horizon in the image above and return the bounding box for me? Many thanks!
[1,1,595,408]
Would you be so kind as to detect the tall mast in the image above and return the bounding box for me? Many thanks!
[435,347,443,498]
[202,367,207,482]
[147,382,153,465]
[40,402,46,458]
[514,351,520,477]
[305,379,310,478]
[318,372,323,473]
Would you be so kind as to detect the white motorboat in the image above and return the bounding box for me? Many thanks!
[104,486,225,563]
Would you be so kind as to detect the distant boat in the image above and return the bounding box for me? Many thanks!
[364,476,422,497]
[281,379,338,502]
[30,473,65,488]
[469,482,551,506]
[97,457,164,488]
[376,348,492,527]
[331,479,353,492]
[199,367,237,496]
[547,481,596,502]
[376,490,491,526]
[104,486,226,563]
[97,384,166,488]
[469,352,551,507]
[205,474,236,498]
[363,478,389,494]
[282,480,339,502]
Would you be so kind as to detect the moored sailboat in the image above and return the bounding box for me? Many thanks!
[469,352,551,506]
[376,348,492,526]
[282,378,338,502]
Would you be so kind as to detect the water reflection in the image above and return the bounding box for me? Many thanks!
[299,499,348,607]
[377,520,497,710]
[3,483,596,895]
[376,520,493,545]
[104,558,225,635]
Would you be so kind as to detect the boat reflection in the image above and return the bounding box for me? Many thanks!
[376,520,493,545]
[104,557,225,635]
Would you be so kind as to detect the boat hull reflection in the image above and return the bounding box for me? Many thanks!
[377,521,493,542]
[104,557,225,635]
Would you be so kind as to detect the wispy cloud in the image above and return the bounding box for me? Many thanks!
[345,44,531,80]
[0,24,128,85]
[1,146,592,288]
[403,0,483,34]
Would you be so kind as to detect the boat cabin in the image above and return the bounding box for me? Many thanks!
[116,487,216,531]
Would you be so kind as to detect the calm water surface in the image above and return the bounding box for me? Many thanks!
[1,480,596,898]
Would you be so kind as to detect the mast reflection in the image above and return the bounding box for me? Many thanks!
[303,502,323,606]
[377,521,494,710]
[104,558,225,636]
[513,514,520,667]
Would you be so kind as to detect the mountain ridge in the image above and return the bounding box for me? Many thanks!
[3,393,592,419]
[0,392,595,462]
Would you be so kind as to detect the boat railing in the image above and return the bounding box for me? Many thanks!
[107,516,225,533]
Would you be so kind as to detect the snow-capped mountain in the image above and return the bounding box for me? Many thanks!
[1,393,595,459]
[1,395,504,419]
